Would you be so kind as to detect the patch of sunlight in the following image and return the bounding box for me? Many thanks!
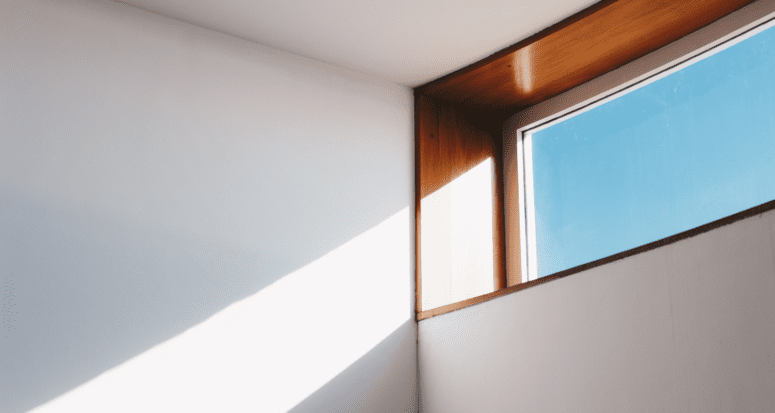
[31,207,411,413]
[513,43,535,94]
[421,157,495,310]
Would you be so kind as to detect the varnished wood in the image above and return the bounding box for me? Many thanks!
[414,94,424,313]
[419,98,493,200]
[491,119,507,292]
[415,0,756,319]
[415,94,507,313]
[418,198,775,321]
[503,127,522,288]
[416,0,756,114]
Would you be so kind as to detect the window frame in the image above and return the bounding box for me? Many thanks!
[415,0,771,321]
[515,13,775,282]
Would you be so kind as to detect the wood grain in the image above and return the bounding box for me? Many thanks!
[414,94,425,314]
[416,0,756,114]
[415,93,506,312]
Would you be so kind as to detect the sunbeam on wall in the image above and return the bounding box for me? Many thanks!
[29,208,411,413]
[421,158,495,310]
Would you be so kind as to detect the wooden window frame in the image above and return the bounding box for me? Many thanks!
[517,13,775,282]
[415,0,763,321]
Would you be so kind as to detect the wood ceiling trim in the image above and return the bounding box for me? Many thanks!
[415,0,757,113]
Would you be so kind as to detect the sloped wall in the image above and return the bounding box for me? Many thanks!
[420,208,775,412]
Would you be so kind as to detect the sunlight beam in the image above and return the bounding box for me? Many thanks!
[513,44,535,94]
[31,208,412,413]
[421,158,495,310]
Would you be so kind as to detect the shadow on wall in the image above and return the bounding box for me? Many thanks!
[288,320,418,413]
[0,193,413,413]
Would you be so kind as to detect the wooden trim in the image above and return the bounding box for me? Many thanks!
[418,199,775,321]
[492,127,507,291]
[414,93,423,313]
[415,94,506,311]
[503,122,522,288]
[415,0,619,96]
[415,0,756,114]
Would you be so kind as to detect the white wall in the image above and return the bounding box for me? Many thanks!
[0,1,416,412]
[419,208,775,412]
[419,3,775,412]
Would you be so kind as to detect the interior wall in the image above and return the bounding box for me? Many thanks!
[0,1,416,412]
[419,208,775,412]
[420,2,775,412]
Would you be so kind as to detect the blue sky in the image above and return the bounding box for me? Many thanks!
[532,23,775,278]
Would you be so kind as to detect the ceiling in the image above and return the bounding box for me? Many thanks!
[116,0,599,87]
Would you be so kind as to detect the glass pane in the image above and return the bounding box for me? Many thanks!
[531,24,775,278]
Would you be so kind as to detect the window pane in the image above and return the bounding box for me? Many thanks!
[530,24,775,278]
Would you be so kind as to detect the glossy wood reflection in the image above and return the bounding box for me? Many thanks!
[417,0,756,114]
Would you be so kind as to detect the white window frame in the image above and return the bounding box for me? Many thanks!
[516,14,775,283]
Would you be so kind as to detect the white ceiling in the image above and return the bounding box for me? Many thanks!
[119,0,599,86]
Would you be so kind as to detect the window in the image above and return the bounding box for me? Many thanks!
[415,0,764,320]
[518,16,775,281]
